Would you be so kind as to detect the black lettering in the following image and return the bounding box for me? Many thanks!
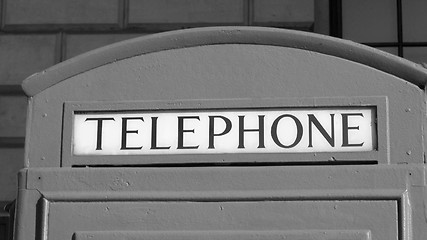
[271,114,303,148]
[121,117,144,150]
[208,116,232,149]
[177,116,200,149]
[308,114,335,147]
[150,117,171,150]
[85,117,115,150]
[238,115,265,149]
[342,113,364,147]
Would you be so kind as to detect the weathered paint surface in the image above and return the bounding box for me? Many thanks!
[14,166,427,239]
[25,44,424,167]
[51,201,397,239]
[15,27,427,240]
[74,230,371,240]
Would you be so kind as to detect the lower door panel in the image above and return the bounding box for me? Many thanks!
[74,230,371,240]
[46,200,398,240]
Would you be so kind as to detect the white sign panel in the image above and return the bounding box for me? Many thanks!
[73,108,376,155]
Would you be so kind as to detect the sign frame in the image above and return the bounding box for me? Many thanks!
[61,97,388,167]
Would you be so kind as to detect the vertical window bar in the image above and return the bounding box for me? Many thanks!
[245,0,254,26]
[56,32,65,62]
[0,0,2,30]
[119,0,129,29]
[329,0,342,38]
[0,0,4,30]
[396,0,403,57]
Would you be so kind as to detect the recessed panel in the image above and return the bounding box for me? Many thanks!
[47,200,397,240]
[74,230,370,240]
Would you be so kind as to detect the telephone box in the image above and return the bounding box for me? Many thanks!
[15,27,427,239]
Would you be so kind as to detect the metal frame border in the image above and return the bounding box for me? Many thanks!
[61,97,388,167]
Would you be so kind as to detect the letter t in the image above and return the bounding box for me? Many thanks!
[85,117,115,150]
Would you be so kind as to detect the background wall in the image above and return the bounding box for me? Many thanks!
[0,0,318,204]
[0,0,426,239]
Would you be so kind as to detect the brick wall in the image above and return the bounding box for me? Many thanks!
[0,1,317,238]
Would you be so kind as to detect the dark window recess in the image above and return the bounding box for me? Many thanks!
[72,160,378,168]
[0,216,9,240]
[330,0,427,62]
[329,0,342,38]
[0,201,15,240]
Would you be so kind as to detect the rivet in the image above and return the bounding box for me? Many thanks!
[41,157,45,161]
[405,108,411,112]
[42,113,47,118]
[406,151,412,155]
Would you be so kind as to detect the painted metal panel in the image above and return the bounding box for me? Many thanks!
[21,27,427,95]
[47,201,395,240]
[13,27,427,240]
[15,166,424,240]
[74,230,371,240]
[61,97,387,166]
[19,28,426,167]
[25,45,422,167]
[26,166,420,194]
